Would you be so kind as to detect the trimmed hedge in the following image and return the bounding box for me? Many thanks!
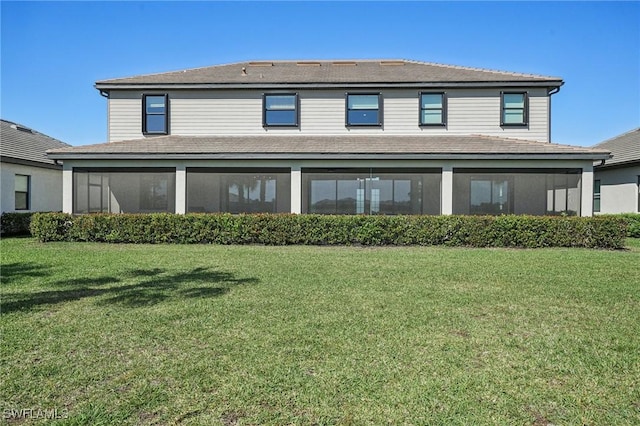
[0,212,34,236]
[602,213,640,238]
[30,212,627,249]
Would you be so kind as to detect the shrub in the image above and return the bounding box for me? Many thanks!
[598,213,640,238]
[618,213,640,238]
[1,212,35,236]
[29,213,627,249]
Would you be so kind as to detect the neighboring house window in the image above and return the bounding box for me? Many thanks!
[263,94,298,127]
[501,92,528,126]
[346,93,382,126]
[14,174,30,210]
[143,94,168,135]
[593,179,601,213]
[420,92,446,126]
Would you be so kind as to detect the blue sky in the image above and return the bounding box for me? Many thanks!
[1,1,638,147]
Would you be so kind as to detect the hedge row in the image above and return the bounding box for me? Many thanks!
[29,212,627,249]
[0,212,34,236]
[602,213,640,238]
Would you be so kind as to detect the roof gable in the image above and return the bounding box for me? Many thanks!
[95,59,563,88]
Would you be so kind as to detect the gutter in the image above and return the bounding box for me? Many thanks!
[594,159,640,170]
[46,152,611,162]
[1,155,63,170]
[94,81,564,91]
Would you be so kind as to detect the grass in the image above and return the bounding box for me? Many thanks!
[1,238,639,425]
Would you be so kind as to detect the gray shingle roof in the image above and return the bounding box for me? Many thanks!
[47,134,609,161]
[1,119,70,167]
[95,59,563,88]
[593,128,640,167]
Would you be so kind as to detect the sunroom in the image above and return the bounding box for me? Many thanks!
[48,135,609,217]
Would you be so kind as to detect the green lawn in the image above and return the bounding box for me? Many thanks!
[2,238,639,425]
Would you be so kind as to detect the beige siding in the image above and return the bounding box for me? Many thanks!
[108,91,143,142]
[107,88,550,142]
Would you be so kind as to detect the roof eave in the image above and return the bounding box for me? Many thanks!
[595,159,640,170]
[94,81,564,91]
[1,155,62,170]
[47,152,607,161]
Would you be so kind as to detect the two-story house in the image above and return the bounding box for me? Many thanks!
[48,59,610,216]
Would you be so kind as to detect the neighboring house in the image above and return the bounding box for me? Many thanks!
[47,59,610,216]
[1,119,70,213]
[593,128,640,214]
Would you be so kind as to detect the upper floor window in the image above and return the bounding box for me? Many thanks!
[143,94,168,135]
[346,93,382,126]
[420,92,446,126]
[501,92,528,126]
[15,174,30,210]
[263,94,298,127]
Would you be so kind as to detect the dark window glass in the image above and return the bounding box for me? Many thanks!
[347,94,381,126]
[140,175,169,211]
[470,179,512,214]
[453,169,581,216]
[593,179,601,213]
[14,174,29,210]
[186,169,291,213]
[264,94,297,126]
[501,92,527,126]
[420,93,446,126]
[73,169,176,214]
[303,168,440,215]
[143,94,168,134]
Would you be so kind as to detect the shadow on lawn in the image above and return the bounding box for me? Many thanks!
[1,262,51,285]
[1,267,259,313]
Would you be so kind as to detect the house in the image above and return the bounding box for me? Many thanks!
[1,119,70,213]
[47,59,610,216]
[593,128,640,214]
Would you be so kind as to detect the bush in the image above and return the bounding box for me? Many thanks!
[29,212,628,249]
[598,213,640,238]
[1,212,34,236]
[618,214,640,238]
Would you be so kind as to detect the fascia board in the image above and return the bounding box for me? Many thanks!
[47,152,609,161]
[1,155,62,170]
[95,81,563,91]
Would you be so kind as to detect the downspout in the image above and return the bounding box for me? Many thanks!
[98,89,110,141]
[547,85,562,142]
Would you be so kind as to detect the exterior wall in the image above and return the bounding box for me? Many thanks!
[61,158,594,216]
[595,165,640,213]
[1,162,63,213]
[108,88,550,142]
